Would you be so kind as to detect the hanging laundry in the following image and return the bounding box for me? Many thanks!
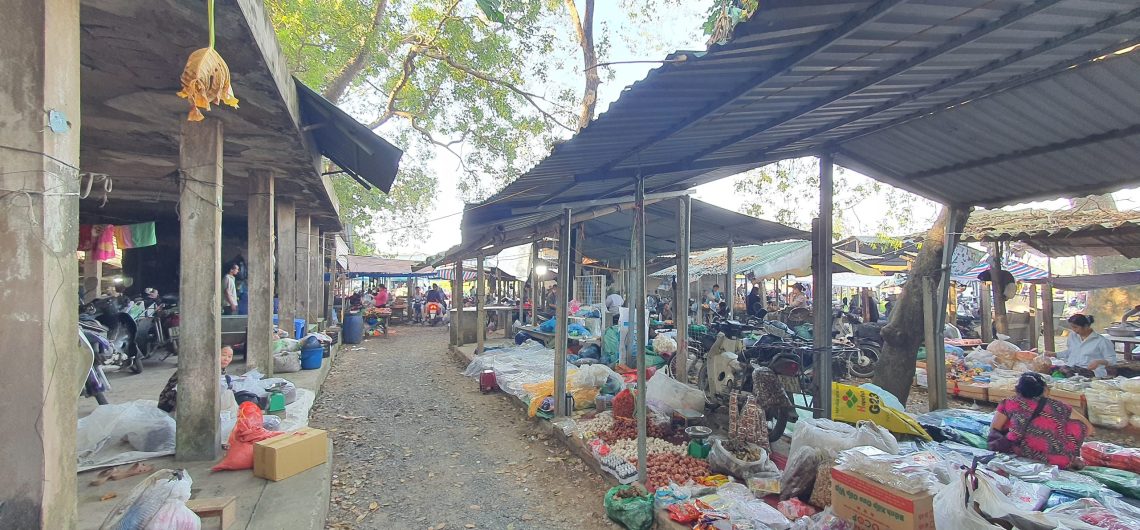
[114,222,157,249]
[77,224,95,252]
[92,224,117,262]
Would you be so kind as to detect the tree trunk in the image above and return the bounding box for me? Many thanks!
[564,0,598,130]
[323,0,389,104]
[872,206,969,404]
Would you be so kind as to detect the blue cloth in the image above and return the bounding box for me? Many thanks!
[580,344,601,359]
[568,323,591,338]
[539,318,556,332]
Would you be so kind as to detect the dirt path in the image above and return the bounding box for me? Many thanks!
[311,325,619,530]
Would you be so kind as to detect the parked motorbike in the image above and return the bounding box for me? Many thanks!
[410,296,426,324]
[81,295,141,373]
[78,324,111,404]
[140,294,180,360]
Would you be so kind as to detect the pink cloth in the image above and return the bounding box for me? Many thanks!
[91,225,116,262]
[374,290,389,307]
[997,396,1087,468]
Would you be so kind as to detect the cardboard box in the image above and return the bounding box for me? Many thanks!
[831,467,935,530]
[949,379,988,402]
[254,428,329,481]
[1048,388,1086,416]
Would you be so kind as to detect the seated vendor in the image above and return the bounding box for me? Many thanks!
[158,346,233,413]
[990,372,1092,468]
[1050,314,1116,378]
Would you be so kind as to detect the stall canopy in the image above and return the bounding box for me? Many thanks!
[954,258,1049,283]
[962,199,1140,258]
[456,0,1140,242]
[652,241,878,280]
[795,273,890,289]
[1033,271,1140,291]
[434,265,478,281]
[344,255,435,278]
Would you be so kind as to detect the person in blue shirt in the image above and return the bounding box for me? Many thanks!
[1051,314,1116,378]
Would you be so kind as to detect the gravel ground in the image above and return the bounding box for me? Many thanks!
[311,325,620,530]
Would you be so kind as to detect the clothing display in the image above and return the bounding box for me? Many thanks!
[113,222,157,249]
[78,221,159,261]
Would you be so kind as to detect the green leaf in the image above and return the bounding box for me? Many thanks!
[476,0,506,23]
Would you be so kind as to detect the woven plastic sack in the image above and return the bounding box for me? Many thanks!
[708,438,774,481]
[604,485,653,530]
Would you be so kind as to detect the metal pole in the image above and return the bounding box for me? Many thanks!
[726,238,734,320]
[530,242,539,326]
[813,154,834,418]
[634,177,649,483]
[675,196,691,381]
[929,206,962,411]
[554,209,572,417]
[476,254,486,355]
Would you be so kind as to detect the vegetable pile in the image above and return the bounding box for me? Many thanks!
[600,417,669,443]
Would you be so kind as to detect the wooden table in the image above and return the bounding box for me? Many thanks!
[1108,336,1140,361]
[517,324,555,345]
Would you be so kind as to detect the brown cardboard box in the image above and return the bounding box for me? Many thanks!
[831,467,935,530]
[1048,388,1087,416]
[253,427,329,481]
[949,379,989,402]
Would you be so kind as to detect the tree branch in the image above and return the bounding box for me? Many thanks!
[564,0,599,131]
[323,0,389,104]
[418,48,575,133]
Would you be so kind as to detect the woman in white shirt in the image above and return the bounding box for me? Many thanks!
[1051,314,1116,378]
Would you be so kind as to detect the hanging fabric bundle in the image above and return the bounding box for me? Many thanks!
[176,0,239,121]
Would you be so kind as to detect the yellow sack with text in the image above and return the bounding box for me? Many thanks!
[832,382,930,440]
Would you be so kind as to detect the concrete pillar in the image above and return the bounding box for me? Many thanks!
[309,227,320,326]
[325,234,336,326]
[675,196,691,380]
[0,0,81,525]
[812,153,834,419]
[82,251,102,303]
[530,243,539,325]
[1043,277,1056,352]
[176,118,224,461]
[726,238,734,320]
[276,199,296,336]
[247,170,275,374]
[980,282,994,343]
[453,260,465,346]
[295,214,311,329]
[633,178,649,483]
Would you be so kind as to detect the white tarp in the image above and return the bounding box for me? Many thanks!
[794,273,888,289]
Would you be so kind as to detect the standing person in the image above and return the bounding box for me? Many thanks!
[989,372,1091,468]
[374,284,390,308]
[1050,314,1116,378]
[361,288,375,309]
[746,286,764,318]
[545,284,560,315]
[223,263,239,315]
[412,286,425,322]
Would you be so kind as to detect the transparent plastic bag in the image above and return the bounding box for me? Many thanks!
[1086,389,1129,429]
[789,417,899,457]
[645,371,705,413]
[78,400,177,470]
[780,445,824,501]
[100,469,196,530]
[708,438,774,480]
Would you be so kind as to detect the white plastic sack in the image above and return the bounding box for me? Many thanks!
[219,390,238,447]
[708,438,776,480]
[987,339,1020,355]
[788,417,899,458]
[100,469,199,530]
[645,371,705,413]
[273,350,301,373]
[571,363,619,388]
[652,334,678,354]
[1086,389,1128,429]
[78,400,176,471]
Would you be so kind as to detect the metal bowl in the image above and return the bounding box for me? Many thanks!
[684,425,712,439]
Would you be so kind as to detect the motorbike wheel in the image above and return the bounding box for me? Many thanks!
[765,406,788,443]
[129,355,143,374]
[848,343,880,379]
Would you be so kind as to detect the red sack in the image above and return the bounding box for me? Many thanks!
[613,389,635,419]
[667,502,701,524]
[212,402,283,471]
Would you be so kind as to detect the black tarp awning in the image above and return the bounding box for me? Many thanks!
[295,80,403,193]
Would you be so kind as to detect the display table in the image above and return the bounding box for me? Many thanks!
[450,306,518,343]
[1108,336,1139,361]
[517,324,555,345]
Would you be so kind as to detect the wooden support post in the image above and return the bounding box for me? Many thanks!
[554,210,572,417]
[309,228,321,327]
[176,118,223,461]
[675,196,691,381]
[247,170,275,374]
[923,278,943,411]
[476,255,486,355]
[530,243,539,326]
[929,206,963,411]
[1028,284,1039,351]
[276,200,296,337]
[454,260,465,346]
[325,234,336,326]
[726,238,735,320]
[295,215,311,330]
[990,242,1009,336]
[82,251,102,302]
[980,281,994,343]
[0,1,81,522]
[812,154,834,418]
[1043,280,1056,352]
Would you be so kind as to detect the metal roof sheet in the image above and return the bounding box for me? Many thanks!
[962,199,1140,258]
[462,0,1140,241]
[651,241,880,279]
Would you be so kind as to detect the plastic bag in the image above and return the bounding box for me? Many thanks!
[789,417,899,457]
[604,485,653,530]
[777,499,817,519]
[1079,466,1140,499]
[78,400,177,471]
[652,334,678,355]
[748,471,782,496]
[100,468,198,530]
[708,438,773,480]
[934,472,1002,530]
[780,445,824,501]
[988,339,1020,355]
[1046,498,1140,530]
[645,371,705,413]
[271,338,300,354]
[1086,389,1129,429]
[809,462,832,508]
[211,402,283,471]
[1082,441,1140,473]
[273,350,301,373]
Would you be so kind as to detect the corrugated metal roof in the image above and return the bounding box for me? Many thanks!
[344,256,434,277]
[462,0,1140,241]
[651,241,879,278]
[962,199,1140,258]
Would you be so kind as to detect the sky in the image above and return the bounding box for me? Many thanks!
[379,1,1140,269]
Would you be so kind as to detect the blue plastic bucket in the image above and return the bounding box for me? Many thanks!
[300,346,323,370]
[294,318,306,340]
